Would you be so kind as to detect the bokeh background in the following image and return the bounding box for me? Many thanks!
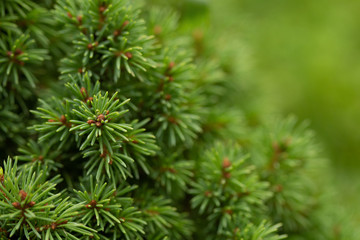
[149,0,360,227]
[207,0,360,223]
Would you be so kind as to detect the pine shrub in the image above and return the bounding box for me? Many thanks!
[0,0,354,239]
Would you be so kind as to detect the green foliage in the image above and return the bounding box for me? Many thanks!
[190,143,273,238]
[249,117,319,233]
[31,74,157,184]
[17,140,63,173]
[55,0,156,82]
[73,178,145,239]
[0,159,95,239]
[0,34,48,99]
[137,191,194,240]
[0,0,354,239]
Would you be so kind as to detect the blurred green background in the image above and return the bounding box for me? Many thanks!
[150,0,360,226]
[208,0,360,222]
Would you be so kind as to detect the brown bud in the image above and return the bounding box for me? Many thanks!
[168,76,174,82]
[80,87,87,96]
[99,6,106,13]
[60,115,66,124]
[222,157,231,168]
[14,49,23,56]
[125,52,132,59]
[165,94,171,101]
[97,114,105,122]
[168,61,175,69]
[223,172,231,179]
[89,200,97,208]
[106,110,110,115]
[122,20,129,28]
[48,119,55,122]
[77,15,82,23]
[87,43,93,50]
[28,201,36,207]
[87,97,93,102]
[6,51,12,57]
[12,202,21,209]
[95,121,102,127]
[114,29,120,37]
[38,155,44,161]
[19,190,27,201]
[87,119,96,125]
[67,12,72,18]
[51,223,57,230]
[154,25,162,35]
[205,191,212,197]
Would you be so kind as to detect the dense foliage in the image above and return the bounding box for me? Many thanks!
[0,0,355,239]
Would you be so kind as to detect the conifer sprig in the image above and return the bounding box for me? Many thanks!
[74,178,146,239]
[17,140,63,173]
[32,74,158,184]
[138,192,193,240]
[69,91,132,150]
[0,159,96,239]
[0,34,48,95]
[55,0,156,82]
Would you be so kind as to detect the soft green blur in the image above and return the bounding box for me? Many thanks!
[209,0,360,222]
[235,0,360,169]
[147,0,360,225]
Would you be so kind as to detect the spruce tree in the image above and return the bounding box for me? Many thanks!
[0,0,355,239]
